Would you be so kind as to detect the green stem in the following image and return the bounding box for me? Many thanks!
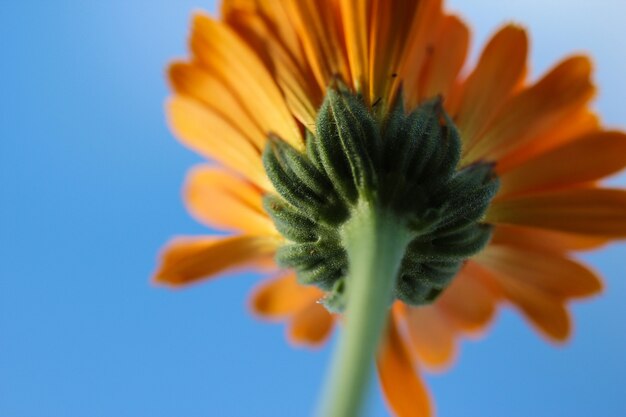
[317,201,411,417]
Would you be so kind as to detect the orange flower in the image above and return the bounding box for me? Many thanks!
[154,1,626,416]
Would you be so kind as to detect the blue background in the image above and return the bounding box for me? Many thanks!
[1,1,624,416]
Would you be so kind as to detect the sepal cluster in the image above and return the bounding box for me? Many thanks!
[263,86,499,310]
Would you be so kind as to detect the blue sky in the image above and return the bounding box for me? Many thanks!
[1,1,624,416]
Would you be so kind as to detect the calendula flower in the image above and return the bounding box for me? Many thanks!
[154,1,626,416]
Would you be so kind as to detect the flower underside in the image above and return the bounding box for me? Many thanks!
[263,86,499,312]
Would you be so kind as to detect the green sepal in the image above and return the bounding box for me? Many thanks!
[290,251,347,290]
[392,224,493,305]
[436,164,500,231]
[262,141,324,218]
[403,99,444,183]
[320,279,346,313]
[315,86,381,203]
[263,195,319,242]
[267,134,332,197]
[306,130,325,170]
[396,272,452,305]
[263,136,349,223]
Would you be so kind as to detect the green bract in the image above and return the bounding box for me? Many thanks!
[263,86,499,312]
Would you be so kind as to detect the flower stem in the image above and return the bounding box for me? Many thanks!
[317,201,411,417]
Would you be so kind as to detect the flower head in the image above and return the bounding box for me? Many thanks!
[154,1,626,415]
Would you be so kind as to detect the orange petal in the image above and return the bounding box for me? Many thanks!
[184,165,276,235]
[496,109,599,173]
[466,55,596,163]
[392,0,443,108]
[340,0,370,93]
[167,96,271,191]
[368,0,408,103]
[377,316,433,417]
[263,35,321,129]
[475,260,571,342]
[169,62,266,151]
[285,0,351,91]
[403,305,457,372]
[270,44,321,129]
[419,14,470,101]
[222,4,321,129]
[491,224,608,253]
[475,245,603,300]
[153,235,279,287]
[497,131,626,198]
[487,188,626,237]
[287,301,335,346]
[436,263,497,335]
[250,272,323,318]
[222,0,308,68]
[190,13,303,150]
[456,25,528,149]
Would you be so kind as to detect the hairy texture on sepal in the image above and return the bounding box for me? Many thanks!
[263,86,499,311]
